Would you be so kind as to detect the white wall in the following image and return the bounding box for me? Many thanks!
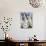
[44,13,46,40]
[0,0,46,40]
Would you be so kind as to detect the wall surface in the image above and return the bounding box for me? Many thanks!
[0,0,46,40]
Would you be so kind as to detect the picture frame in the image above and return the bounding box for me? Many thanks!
[20,12,33,29]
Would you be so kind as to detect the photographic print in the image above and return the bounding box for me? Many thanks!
[20,12,32,29]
